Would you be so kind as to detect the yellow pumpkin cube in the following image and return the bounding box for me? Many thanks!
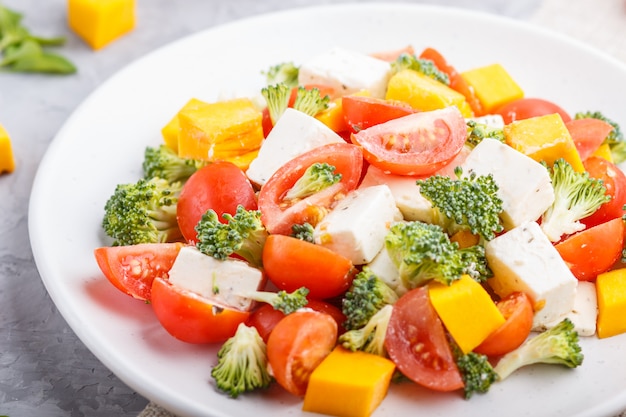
[460,63,524,113]
[428,275,505,353]
[161,98,207,152]
[68,0,136,50]
[596,269,626,338]
[0,123,15,174]
[591,142,614,162]
[303,346,395,417]
[385,69,473,117]
[504,113,585,172]
[177,98,263,163]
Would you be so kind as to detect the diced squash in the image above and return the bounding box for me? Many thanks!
[222,148,259,171]
[161,98,206,152]
[504,113,585,172]
[428,275,505,353]
[591,142,614,162]
[177,98,264,164]
[385,69,473,117]
[303,346,395,417]
[0,123,15,174]
[460,63,524,113]
[596,268,626,338]
[67,0,136,50]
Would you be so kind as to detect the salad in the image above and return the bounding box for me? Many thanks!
[93,44,626,417]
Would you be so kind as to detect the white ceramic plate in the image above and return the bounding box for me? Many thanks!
[29,3,626,417]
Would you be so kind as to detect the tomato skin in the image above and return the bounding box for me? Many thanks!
[258,142,363,235]
[555,217,625,281]
[384,286,464,392]
[266,310,338,396]
[350,106,467,176]
[94,242,184,301]
[246,300,346,342]
[177,161,257,244]
[566,118,615,161]
[494,98,571,124]
[473,292,534,357]
[151,277,249,344]
[581,156,626,228]
[342,95,415,133]
[262,234,356,300]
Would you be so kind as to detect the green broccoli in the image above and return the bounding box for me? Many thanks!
[342,267,398,331]
[262,61,299,88]
[244,287,310,314]
[102,177,183,246]
[261,83,291,125]
[292,86,330,117]
[417,167,504,241]
[291,222,315,243]
[451,342,498,399]
[338,304,393,357]
[540,158,610,242]
[211,323,272,398]
[284,162,341,201]
[384,221,491,289]
[195,205,268,268]
[493,318,584,381]
[575,111,625,163]
[390,53,450,85]
[466,120,505,147]
[142,144,204,183]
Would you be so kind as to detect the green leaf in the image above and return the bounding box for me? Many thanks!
[7,50,77,74]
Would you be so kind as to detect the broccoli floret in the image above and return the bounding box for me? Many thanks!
[195,205,268,267]
[417,168,504,241]
[261,83,291,125]
[575,111,625,163]
[390,53,450,85]
[244,287,310,314]
[338,304,393,357]
[102,177,183,246]
[466,120,505,148]
[540,158,610,242]
[142,145,204,183]
[292,86,330,117]
[291,222,315,243]
[262,61,299,88]
[493,318,583,381]
[457,244,493,283]
[384,221,490,288]
[211,323,272,398]
[342,267,399,331]
[284,162,341,201]
[451,342,498,399]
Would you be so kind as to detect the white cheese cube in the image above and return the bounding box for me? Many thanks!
[366,246,408,296]
[245,108,343,187]
[484,221,577,328]
[314,184,401,265]
[537,281,597,336]
[461,138,555,230]
[298,47,392,98]
[168,246,264,312]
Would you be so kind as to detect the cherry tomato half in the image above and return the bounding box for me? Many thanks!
[494,97,571,124]
[582,156,626,228]
[566,118,615,161]
[342,95,415,133]
[93,242,184,301]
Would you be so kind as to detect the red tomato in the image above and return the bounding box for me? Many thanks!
[474,292,534,357]
[342,95,415,133]
[494,98,571,124]
[177,161,257,244]
[555,217,625,281]
[246,300,346,342]
[385,286,464,392]
[262,234,356,300]
[93,242,183,301]
[151,277,249,344]
[566,118,614,160]
[419,47,484,116]
[266,310,338,396]
[582,156,626,228]
[257,143,363,235]
[350,106,467,176]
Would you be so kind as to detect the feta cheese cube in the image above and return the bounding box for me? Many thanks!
[484,221,577,328]
[168,246,264,311]
[537,281,598,336]
[245,108,343,186]
[314,185,401,265]
[461,138,555,230]
[366,246,408,296]
[298,47,392,98]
